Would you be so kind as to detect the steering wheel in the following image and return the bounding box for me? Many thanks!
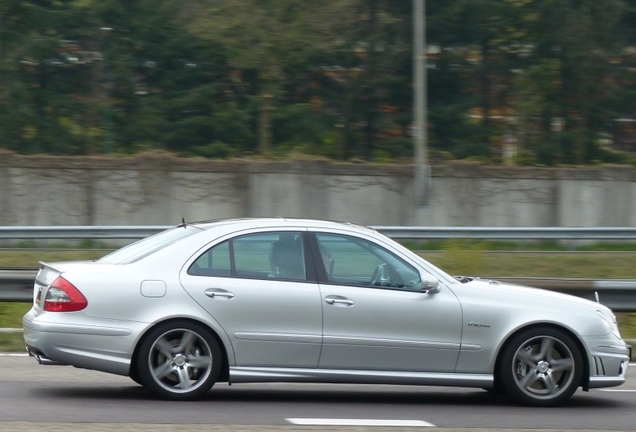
[370,263,390,286]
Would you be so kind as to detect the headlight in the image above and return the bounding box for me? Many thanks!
[597,310,621,338]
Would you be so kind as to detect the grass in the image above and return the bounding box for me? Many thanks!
[0,302,31,352]
[420,251,636,278]
[0,249,108,268]
[0,302,31,328]
[0,332,27,352]
[1,241,636,352]
[403,239,636,252]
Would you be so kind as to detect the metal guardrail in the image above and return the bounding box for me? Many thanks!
[3,225,636,240]
[2,268,636,311]
[492,277,636,312]
[0,226,166,240]
[2,226,636,310]
[377,226,636,240]
[0,269,36,302]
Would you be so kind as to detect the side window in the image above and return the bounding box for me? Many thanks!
[234,232,305,280]
[188,241,231,276]
[315,233,421,290]
[188,232,306,281]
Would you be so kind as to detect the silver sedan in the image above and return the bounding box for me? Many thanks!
[23,218,631,406]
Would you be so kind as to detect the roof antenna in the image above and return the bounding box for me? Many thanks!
[179,217,186,228]
[595,291,600,303]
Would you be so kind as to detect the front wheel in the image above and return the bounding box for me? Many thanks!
[499,327,584,407]
[137,321,222,400]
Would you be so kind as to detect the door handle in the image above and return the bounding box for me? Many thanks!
[205,288,235,299]
[324,296,354,306]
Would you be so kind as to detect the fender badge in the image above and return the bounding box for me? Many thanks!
[468,322,491,328]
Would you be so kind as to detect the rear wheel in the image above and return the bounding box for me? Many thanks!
[137,321,222,400]
[499,327,583,406]
[129,366,142,385]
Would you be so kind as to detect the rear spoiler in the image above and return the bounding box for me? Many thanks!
[36,262,64,287]
[39,262,63,274]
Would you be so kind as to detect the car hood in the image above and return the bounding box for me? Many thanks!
[461,277,612,315]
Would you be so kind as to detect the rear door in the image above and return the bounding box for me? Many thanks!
[180,230,323,368]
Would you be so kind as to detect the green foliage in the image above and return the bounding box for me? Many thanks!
[272,103,331,152]
[190,141,236,159]
[0,0,635,163]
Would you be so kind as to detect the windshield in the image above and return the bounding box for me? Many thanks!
[98,226,200,264]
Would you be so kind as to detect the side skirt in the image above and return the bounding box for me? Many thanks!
[229,366,493,388]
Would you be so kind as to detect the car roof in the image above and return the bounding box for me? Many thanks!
[191,217,375,234]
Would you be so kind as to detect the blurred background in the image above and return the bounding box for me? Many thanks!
[0,0,635,164]
[2,0,636,343]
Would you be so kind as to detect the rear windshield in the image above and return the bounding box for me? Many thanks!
[97,226,200,264]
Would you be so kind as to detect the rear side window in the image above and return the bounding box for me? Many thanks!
[98,227,199,264]
[188,231,306,281]
[188,241,232,277]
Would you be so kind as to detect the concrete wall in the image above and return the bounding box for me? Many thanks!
[1,151,635,227]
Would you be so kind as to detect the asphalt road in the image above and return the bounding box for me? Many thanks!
[0,354,634,431]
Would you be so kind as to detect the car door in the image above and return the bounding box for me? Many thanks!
[313,231,463,373]
[180,230,323,368]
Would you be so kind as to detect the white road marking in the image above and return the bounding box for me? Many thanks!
[599,389,636,392]
[286,418,435,427]
[0,353,28,357]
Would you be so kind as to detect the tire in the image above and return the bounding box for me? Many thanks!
[499,327,584,407]
[484,380,506,395]
[129,366,143,385]
[136,320,222,400]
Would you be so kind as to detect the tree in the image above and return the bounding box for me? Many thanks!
[523,0,627,163]
[1,0,634,165]
[185,0,352,154]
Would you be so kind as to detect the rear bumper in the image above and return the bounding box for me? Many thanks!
[23,309,140,376]
[25,346,66,366]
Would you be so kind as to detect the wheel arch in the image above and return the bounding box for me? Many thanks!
[129,317,230,384]
[493,322,590,391]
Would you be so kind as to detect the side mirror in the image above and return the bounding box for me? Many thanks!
[420,273,440,294]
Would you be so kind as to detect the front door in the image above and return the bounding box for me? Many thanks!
[314,232,462,372]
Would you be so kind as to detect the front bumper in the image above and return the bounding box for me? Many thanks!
[584,334,631,389]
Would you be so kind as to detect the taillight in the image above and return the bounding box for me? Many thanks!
[43,276,88,312]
